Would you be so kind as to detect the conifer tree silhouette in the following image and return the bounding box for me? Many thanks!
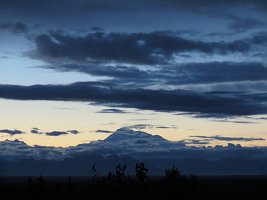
[91,164,97,177]
[135,162,148,182]
[115,162,127,180]
[165,165,181,181]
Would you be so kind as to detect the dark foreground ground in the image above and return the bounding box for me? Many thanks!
[0,175,266,199]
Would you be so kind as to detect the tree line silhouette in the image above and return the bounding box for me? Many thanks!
[1,161,265,200]
[4,162,198,199]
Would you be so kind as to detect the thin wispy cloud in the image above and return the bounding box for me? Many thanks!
[97,109,129,114]
[190,135,265,142]
[95,129,113,134]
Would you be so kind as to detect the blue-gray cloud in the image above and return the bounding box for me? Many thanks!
[95,129,113,134]
[2,0,265,12]
[0,129,24,135]
[190,135,265,142]
[0,82,267,118]
[0,22,28,34]
[30,31,255,65]
[183,139,211,145]
[45,130,80,136]
[30,127,40,134]
[126,124,175,130]
[31,130,39,134]
[227,17,265,32]
[45,131,69,136]
[32,30,267,90]
[68,130,79,134]
[97,108,129,114]
[41,61,267,87]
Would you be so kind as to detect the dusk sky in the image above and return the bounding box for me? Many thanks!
[0,0,267,148]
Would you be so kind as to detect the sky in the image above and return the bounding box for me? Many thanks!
[0,0,267,147]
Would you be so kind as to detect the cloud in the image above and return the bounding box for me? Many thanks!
[34,29,266,87]
[97,108,129,114]
[30,127,41,134]
[0,22,28,34]
[249,32,267,46]
[126,124,154,130]
[155,126,174,129]
[31,130,39,134]
[166,62,267,85]
[0,82,267,117]
[80,0,267,12]
[211,119,256,124]
[1,132,267,175]
[183,139,211,145]
[191,135,265,142]
[31,128,80,135]
[227,17,265,32]
[0,139,66,161]
[0,127,266,176]
[155,0,267,12]
[45,131,69,136]
[90,26,104,32]
[95,129,113,134]
[126,124,177,130]
[1,0,267,13]
[246,116,267,121]
[40,61,267,88]
[45,130,79,136]
[68,130,80,134]
[0,129,24,135]
[30,31,253,66]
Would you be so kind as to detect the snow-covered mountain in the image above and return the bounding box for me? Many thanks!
[105,127,167,143]
[72,128,185,154]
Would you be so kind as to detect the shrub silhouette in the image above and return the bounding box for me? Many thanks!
[107,171,116,182]
[135,162,148,182]
[37,175,44,189]
[67,176,73,191]
[165,165,181,181]
[91,164,97,177]
[115,162,127,180]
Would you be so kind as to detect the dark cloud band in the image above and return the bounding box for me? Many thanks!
[30,31,255,65]
[0,82,267,117]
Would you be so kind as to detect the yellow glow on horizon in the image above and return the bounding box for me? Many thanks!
[1,99,267,147]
